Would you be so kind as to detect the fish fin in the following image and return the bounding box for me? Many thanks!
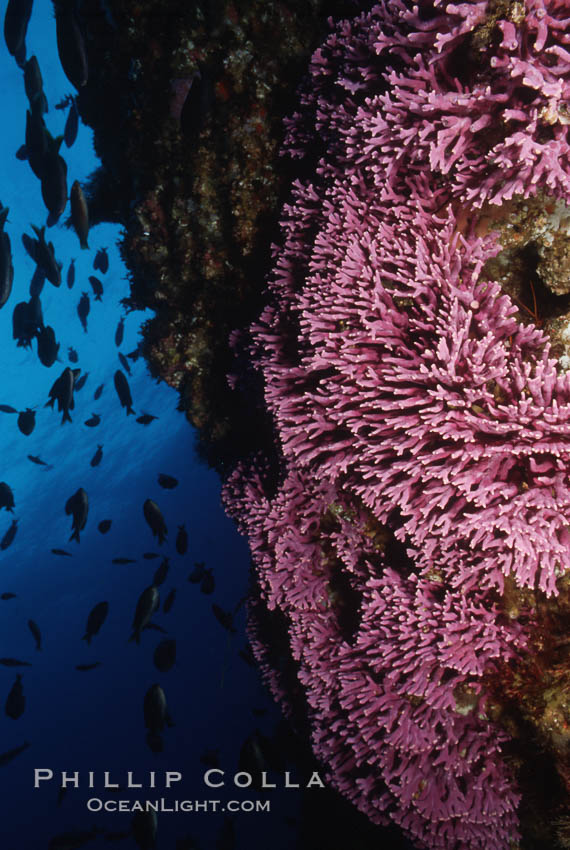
[62,409,72,424]
[69,529,79,543]
[15,145,27,161]
[81,634,90,644]
[80,238,89,250]
[127,406,135,416]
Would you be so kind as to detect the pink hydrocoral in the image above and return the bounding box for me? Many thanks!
[224,1,570,848]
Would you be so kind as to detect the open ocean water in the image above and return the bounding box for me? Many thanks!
[0,3,304,848]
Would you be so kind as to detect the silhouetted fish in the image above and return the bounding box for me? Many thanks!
[75,662,101,672]
[118,352,131,375]
[90,444,103,467]
[176,524,188,555]
[41,148,68,223]
[74,371,88,392]
[28,454,51,468]
[17,408,35,435]
[93,383,103,400]
[88,274,102,301]
[0,203,13,310]
[238,645,256,667]
[31,225,61,286]
[68,345,78,363]
[0,404,17,413]
[152,557,169,586]
[5,674,25,719]
[65,487,88,542]
[93,247,108,273]
[29,264,45,297]
[158,473,178,490]
[112,557,135,564]
[82,601,108,644]
[4,0,33,66]
[143,552,158,560]
[143,499,167,544]
[51,549,72,556]
[0,593,17,600]
[12,299,38,348]
[0,482,15,512]
[46,367,75,423]
[84,412,100,427]
[153,639,176,673]
[187,562,205,584]
[212,604,236,634]
[0,740,30,765]
[77,291,89,332]
[114,369,134,415]
[66,257,75,289]
[70,180,89,249]
[37,325,59,367]
[98,519,111,534]
[130,585,159,644]
[143,683,173,753]
[24,55,47,114]
[64,96,78,147]
[136,413,157,425]
[163,588,176,614]
[0,658,31,667]
[28,619,41,650]
[114,317,124,347]
[24,109,48,179]
[0,518,18,550]
[55,0,88,89]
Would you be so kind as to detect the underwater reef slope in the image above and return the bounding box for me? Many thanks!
[72,0,356,468]
[223,1,570,848]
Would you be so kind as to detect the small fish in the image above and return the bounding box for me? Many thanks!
[93,385,104,403]
[153,557,169,587]
[5,673,25,719]
[176,524,188,555]
[114,317,124,347]
[75,662,101,672]
[28,619,41,650]
[114,370,134,415]
[153,638,176,673]
[46,366,75,424]
[84,413,100,427]
[163,588,176,614]
[90,444,103,467]
[93,247,109,274]
[64,97,78,147]
[118,352,131,375]
[136,413,157,425]
[65,487,88,542]
[112,557,136,564]
[0,482,15,512]
[66,258,75,289]
[74,371,89,392]
[143,552,159,560]
[29,264,46,298]
[143,684,173,753]
[0,740,30,766]
[88,274,103,301]
[70,180,89,249]
[68,346,78,363]
[17,408,35,435]
[0,658,32,667]
[143,499,167,544]
[0,518,18,550]
[37,325,59,367]
[98,519,111,534]
[212,604,236,634]
[82,601,108,644]
[41,148,68,224]
[0,593,16,600]
[51,548,72,557]
[28,454,52,468]
[200,568,215,595]
[0,404,17,413]
[158,473,178,490]
[130,585,159,644]
[188,562,205,584]
[77,291,89,332]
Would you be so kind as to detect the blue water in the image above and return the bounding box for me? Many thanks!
[0,4,301,848]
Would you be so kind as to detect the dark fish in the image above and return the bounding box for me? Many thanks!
[84,412,100,427]
[66,258,75,289]
[98,519,111,534]
[5,674,25,719]
[24,55,47,114]
[136,413,157,425]
[65,487,88,542]
[153,638,176,673]
[29,264,45,297]
[0,593,16,600]
[118,352,131,375]
[17,408,35,435]
[46,366,75,423]
[143,499,167,544]
[70,180,89,249]
[75,662,101,672]
[68,346,78,363]
[82,601,108,644]
[132,811,157,850]
[37,325,59,367]
[74,371,88,392]
[90,444,103,467]
[0,203,13,310]
[0,518,18,550]
[114,317,124,347]
[0,482,15,512]
[93,247,108,274]
[0,658,31,667]
[200,568,215,595]
[28,454,51,467]
[48,827,100,850]
[28,619,41,649]
[163,588,176,614]
[41,148,68,223]
[31,225,61,286]
[25,109,48,179]
[158,473,178,490]
[0,404,17,413]
[212,604,236,634]
[15,143,27,160]
[152,557,169,586]
[4,0,33,65]
[93,383,103,400]
[114,369,134,415]
[55,2,88,90]
[88,274,102,301]
[176,524,188,555]
[129,585,159,644]
[12,300,37,348]
[187,562,205,584]
[112,557,135,564]
[143,552,158,560]
[77,291,89,332]
[143,683,173,753]
[64,96,78,147]
[0,740,30,766]
[51,549,72,556]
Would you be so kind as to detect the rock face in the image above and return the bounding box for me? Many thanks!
[223,2,570,848]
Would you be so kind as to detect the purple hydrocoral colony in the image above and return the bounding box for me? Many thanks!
[224,1,570,848]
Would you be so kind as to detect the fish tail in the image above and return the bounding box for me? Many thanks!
[69,530,79,543]
[127,406,135,416]
[80,237,89,250]
[81,634,90,644]
[62,409,72,424]
[95,295,102,302]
